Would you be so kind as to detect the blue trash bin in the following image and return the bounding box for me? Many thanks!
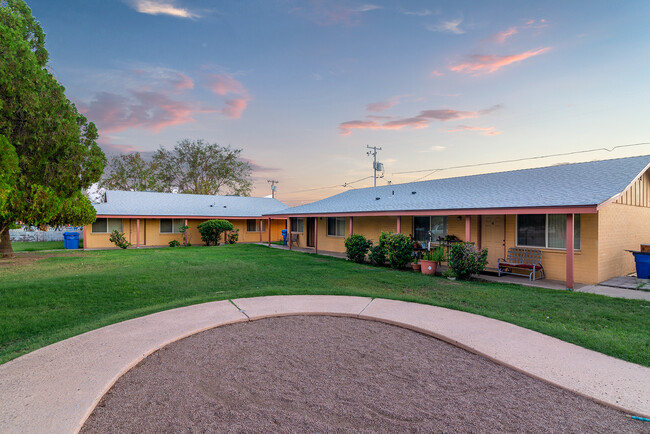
[633,252,650,279]
[63,232,79,250]
[281,229,288,245]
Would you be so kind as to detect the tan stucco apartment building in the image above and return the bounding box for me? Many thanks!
[265,155,650,289]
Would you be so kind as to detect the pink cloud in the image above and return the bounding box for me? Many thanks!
[83,90,214,134]
[492,27,518,43]
[446,125,501,135]
[339,105,501,135]
[168,72,194,91]
[366,100,397,112]
[291,2,381,26]
[449,47,551,74]
[204,73,252,119]
[431,69,444,77]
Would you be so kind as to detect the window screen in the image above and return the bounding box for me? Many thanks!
[247,219,259,232]
[92,218,107,233]
[291,218,304,233]
[327,217,345,237]
[160,219,184,233]
[517,214,581,249]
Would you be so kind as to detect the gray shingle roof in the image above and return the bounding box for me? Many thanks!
[269,155,650,215]
[94,190,288,218]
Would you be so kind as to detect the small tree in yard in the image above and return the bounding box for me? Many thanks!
[109,230,131,249]
[179,224,191,246]
[384,233,414,269]
[197,220,234,246]
[344,234,371,264]
[447,242,488,280]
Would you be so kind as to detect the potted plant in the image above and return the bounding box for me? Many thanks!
[421,246,445,275]
[412,255,421,272]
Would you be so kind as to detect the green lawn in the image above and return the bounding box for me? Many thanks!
[11,241,66,251]
[0,244,648,366]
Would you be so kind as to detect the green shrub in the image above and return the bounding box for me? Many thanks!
[384,233,413,269]
[109,230,131,249]
[344,234,372,263]
[168,240,181,247]
[178,225,191,246]
[447,242,488,280]
[197,220,235,246]
[368,232,390,266]
[227,229,239,244]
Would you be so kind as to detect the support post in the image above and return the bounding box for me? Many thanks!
[465,215,471,242]
[268,218,271,246]
[314,218,318,254]
[288,218,292,250]
[396,216,401,234]
[259,219,263,243]
[566,214,575,291]
[476,216,482,250]
[83,225,87,250]
[184,219,188,246]
[349,216,353,235]
[136,218,140,248]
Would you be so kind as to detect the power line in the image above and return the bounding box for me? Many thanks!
[393,142,650,179]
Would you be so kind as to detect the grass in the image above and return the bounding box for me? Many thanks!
[0,244,648,367]
[11,241,66,251]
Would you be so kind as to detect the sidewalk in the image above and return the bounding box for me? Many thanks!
[0,295,648,433]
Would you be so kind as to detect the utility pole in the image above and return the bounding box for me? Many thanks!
[267,180,279,198]
[366,145,383,187]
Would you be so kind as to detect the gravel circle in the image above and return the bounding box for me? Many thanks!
[82,316,645,433]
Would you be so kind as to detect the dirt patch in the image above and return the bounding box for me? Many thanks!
[82,316,644,433]
[0,252,84,268]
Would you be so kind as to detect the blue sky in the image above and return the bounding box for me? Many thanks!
[29,0,650,204]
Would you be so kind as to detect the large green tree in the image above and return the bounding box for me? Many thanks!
[0,0,106,257]
[100,139,252,196]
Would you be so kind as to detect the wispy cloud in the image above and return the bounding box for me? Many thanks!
[339,105,501,135]
[128,0,200,19]
[450,47,551,75]
[427,18,465,34]
[431,145,446,151]
[291,2,381,25]
[431,69,444,77]
[446,125,501,135]
[491,27,518,44]
[204,73,252,119]
[401,9,432,16]
[366,95,408,112]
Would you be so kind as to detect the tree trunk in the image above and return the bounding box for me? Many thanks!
[0,226,14,258]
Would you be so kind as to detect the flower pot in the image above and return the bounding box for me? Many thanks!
[412,263,421,272]
[421,259,438,275]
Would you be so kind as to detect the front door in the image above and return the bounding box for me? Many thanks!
[481,215,505,269]
[307,218,315,247]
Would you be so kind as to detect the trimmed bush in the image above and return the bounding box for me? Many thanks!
[109,230,131,249]
[344,234,372,263]
[368,232,390,266]
[384,233,414,269]
[227,229,239,244]
[197,219,235,246]
[168,240,181,247]
[448,242,488,280]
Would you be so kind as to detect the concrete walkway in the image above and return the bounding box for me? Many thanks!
[0,296,648,434]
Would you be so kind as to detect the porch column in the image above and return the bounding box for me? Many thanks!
[396,216,401,234]
[465,216,471,242]
[259,219,263,243]
[314,217,318,254]
[184,219,188,246]
[288,218,292,250]
[268,217,271,246]
[136,218,140,248]
[349,216,354,235]
[83,225,87,250]
[476,216,482,250]
[566,214,575,290]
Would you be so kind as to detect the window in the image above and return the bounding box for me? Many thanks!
[290,217,304,233]
[327,217,345,237]
[160,219,184,233]
[246,219,264,232]
[517,214,581,250]
[91,218,123,233]
[413,216,448,242]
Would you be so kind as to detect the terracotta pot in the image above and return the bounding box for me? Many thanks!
[420,259,438,275]
[412,263,421,272]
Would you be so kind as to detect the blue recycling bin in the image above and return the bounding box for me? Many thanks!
[281,229,288,245]
[632,252,650,279]
[63,232,79,249]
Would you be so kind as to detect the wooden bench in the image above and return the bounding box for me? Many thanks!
[498,247,545,281]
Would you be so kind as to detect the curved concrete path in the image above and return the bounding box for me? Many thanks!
[0,296,648,433]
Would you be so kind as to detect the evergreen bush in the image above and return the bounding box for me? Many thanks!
[447,242,488,280]
[344,234,371,263]
[197,220,235,246]
[384,233,414,269]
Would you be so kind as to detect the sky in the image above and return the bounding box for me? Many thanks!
[27,0,650,205]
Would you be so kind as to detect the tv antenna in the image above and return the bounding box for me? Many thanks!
[267,180,279,198]
[366,145,384,187]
